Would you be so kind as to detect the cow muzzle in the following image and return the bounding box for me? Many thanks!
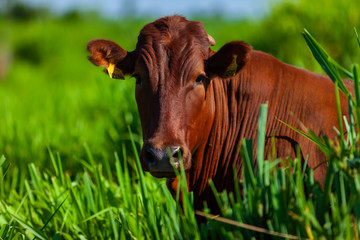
[141,145,185,178]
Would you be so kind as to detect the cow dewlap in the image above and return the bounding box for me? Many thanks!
[107,63,124,79]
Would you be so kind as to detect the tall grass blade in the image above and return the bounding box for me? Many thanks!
[0,155,5,168]
[0,156,10,182]
[334,81,345,146]
[109,208,119,240]
[278,120,329,155]
[84,172,96,213]
[40,196,68,232]
[209,180,225,215]
[240,139,256,186]
[66,175,85,220]
[302,29,352,99]
[94,165,106,210]
[28,163,41,191]
[48,147,64,185]
[82,207,112,223]
[102,155,113,183]
[127,126,148,199]
[233,167,241,202]
[353,64,360,135]
[257,104,268,184]
[84,143,96,172]
[332,61,353,79]
[11,215,47,240]
[355,28,360,48]
[114,152,128,209]
[0,224,10,239]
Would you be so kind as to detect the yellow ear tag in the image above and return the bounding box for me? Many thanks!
[223,54,238,78]
[107,63,124,79]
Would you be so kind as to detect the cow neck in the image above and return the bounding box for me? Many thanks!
[190,65,259,197]
[191,51,294,201]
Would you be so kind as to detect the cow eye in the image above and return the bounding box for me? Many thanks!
[133,74,141,85]
[194,74,207,88]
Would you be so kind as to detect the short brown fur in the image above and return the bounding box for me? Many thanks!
[87,15,353,212]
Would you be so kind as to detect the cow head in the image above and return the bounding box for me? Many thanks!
[87,16,251,179]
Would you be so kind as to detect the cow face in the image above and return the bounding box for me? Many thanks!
[87,16,251,178]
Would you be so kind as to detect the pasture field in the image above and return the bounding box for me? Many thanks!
[1,0,360,239]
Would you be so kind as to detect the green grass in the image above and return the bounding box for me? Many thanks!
[0,136,200,239]
[1,0,359,171]
[0,16,149,172]
[2,0,360,238]
[2,85,360,238]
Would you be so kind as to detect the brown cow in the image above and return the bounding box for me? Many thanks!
[87,15,352,211]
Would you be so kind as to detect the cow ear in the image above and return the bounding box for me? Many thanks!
[87,39,136,79]
[205,41,252,78]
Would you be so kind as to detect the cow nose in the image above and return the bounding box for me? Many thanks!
[168,146,182,159]
[142,145,187,177]
[145,146,182,166]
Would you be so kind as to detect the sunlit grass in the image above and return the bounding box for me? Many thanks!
[1,2,360,238]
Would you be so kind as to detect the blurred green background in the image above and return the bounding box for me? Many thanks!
[0,0,359,173]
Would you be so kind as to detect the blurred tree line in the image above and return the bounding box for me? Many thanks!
[250,0,359,70]
[2,0,359,68]
[0,1,50,21]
